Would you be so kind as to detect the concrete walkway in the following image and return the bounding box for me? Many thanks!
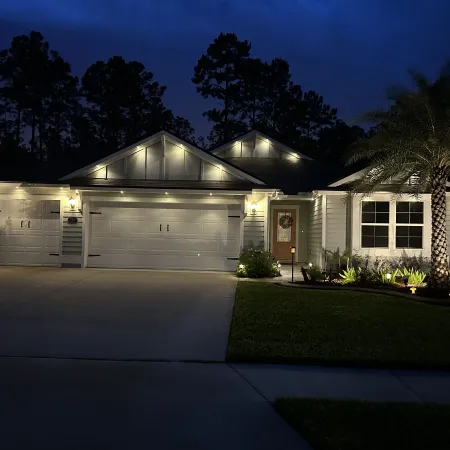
[233,364,450,404]
[0,357,312,450]
[1,357,449,450]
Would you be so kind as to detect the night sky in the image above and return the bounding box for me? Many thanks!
[1,0,449,138]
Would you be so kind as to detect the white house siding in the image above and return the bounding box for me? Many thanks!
[325,195,347,254]
[61,193,83,267]
[308,195,323,266]
[350,193,432,259]
[243,193,268,251]
[87,137,241,183]
[216,135,299,162]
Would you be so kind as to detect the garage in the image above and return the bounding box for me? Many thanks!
[87,202,241,271]
[0,199,61,266]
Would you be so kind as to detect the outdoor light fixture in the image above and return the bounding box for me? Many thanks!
[165,192,168,195]
[210,193,212,196]
[277,263,282,268]
[250,201,258,214]
[410,287,417,295]
[290,247,296,283]
[239,264,245,269]
[68,196,77,210]
[386,273,392,280]
[120,191,124,194]
[308,262,313,268]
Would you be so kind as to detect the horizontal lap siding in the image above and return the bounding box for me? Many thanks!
[61,204,83,266]
[326,195,347,253]
[243,196,266,251]
[308,196,322,266]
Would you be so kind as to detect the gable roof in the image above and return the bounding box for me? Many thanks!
[60,130,266,185]
[327,169,367,188]
[210,130,314,161]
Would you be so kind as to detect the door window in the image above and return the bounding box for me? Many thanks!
[277,212,292,242]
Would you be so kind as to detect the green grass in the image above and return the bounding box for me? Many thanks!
[227,282,450,368]
[274,398,450,450]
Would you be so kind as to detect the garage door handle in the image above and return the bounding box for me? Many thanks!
[167,224,169,232]
[160,224,162,232]
[28,221,30,228]
[20,220,23,228]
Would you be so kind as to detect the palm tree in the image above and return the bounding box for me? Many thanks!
[347,66,450,288]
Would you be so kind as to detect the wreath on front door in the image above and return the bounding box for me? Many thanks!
[278,214,293,229]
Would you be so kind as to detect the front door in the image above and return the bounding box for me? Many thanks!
[272,209,296,261]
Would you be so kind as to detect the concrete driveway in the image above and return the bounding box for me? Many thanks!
[0,267,237,361]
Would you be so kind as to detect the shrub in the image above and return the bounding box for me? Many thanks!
[391,254,431,274]
[372,268,400,285]
[237,249,280,278]
[308,264,324,281]
[401,268,427,286]
[340,267,358,284]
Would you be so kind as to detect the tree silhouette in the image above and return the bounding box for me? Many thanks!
[0,31,79,161]
[193,32,251,145]
[82,56,172,152]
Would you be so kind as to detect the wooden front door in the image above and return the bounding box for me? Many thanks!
[272,209,297,261]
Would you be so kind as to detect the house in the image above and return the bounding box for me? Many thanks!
[0,130,439,270]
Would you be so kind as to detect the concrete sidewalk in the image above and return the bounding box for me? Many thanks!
[232,364,450,404]
[2,357,449,450]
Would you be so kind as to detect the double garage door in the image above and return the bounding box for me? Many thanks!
[0,199,60,266]
[88,202,241,271]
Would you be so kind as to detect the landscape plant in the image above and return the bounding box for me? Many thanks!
[236,249,280,278]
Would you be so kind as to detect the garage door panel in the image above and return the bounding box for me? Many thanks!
[89,203,241,271]
[165,222,201,235]
[91,218,111,233]
[0,200,60,266]
[44,218,60,232]
[201,221,236,235]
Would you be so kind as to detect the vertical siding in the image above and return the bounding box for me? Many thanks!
[243,194,267,250]
[326,195,347,253]
[308,196,323,266]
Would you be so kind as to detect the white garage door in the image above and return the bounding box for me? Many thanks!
[0,199,61,266]
[88,202,241,271]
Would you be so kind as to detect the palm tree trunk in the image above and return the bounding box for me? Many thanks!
[430,170,449,288]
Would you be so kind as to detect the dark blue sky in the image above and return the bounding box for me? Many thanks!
[1,0,449,138]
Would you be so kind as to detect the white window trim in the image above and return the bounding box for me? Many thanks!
[351,194,431,258]
[360,200,390,249]
[394,201,424,250]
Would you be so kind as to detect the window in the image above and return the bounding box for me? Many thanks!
[396,202,423,248]
[361,201,389,248]
[277,212,292,242]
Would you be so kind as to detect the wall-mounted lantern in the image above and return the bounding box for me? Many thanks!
[68,196,78,211]
[250,201,259,214]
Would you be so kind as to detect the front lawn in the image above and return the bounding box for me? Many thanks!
[227,282,450,368]
[274,398,450,450]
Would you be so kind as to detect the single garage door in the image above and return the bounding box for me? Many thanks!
[88,202,241,271]
[0,199,61,266]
